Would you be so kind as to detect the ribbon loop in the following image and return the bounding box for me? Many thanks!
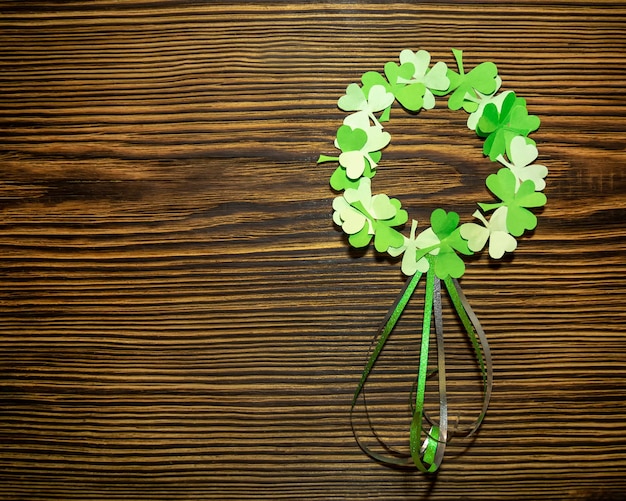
[350,258,493,472]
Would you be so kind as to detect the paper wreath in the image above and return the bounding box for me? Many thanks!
[318,49,548,472]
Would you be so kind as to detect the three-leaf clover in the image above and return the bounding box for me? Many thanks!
[398,49,450,110]
[444,48,500,112]
[361,61,427,113]
[476,92,541,161]
[497,135,548,191]
[460,207,517,259]
[337,111,391,178]
[332,178,408,252]
[317,111,391,186]
[478,168,547,237]
[388,219,430,276]
[412,209,473,279]
[337,83,395,128]
[466,89,510,131]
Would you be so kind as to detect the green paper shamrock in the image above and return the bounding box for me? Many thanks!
[460,207,517,259]
[466,89,510,131]
[362,61,426,112]
[337,83,395,128]
[332,178,408,252]
[338,111,391,178]
[478,168,547,237]
[497,135,548,191]
[328,161,375,191]
[398,49,450,110]
[476,92,541,161]
[444,48,499,113]
[413,209,473,279]
[388,219,430,276]
[317,111,390,182]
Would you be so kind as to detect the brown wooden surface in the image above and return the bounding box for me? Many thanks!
[1,1,625,500]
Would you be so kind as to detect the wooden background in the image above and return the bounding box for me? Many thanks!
[1,1,625,500]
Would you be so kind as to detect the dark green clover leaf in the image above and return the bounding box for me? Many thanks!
[361,61,426,113]
[478,168,547,237]
[476,92,541,161]
[442,48,499,112]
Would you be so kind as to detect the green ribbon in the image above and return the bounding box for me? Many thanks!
[350,255,492,472]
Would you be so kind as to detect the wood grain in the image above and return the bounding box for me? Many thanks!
[1,1,625,500]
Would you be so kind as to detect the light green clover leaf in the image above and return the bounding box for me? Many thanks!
[478,168,547,237]
[412,209,473,279]
[337,83,395,128]
[460,207,517,259]
[443,48,499,113]
[398,49,450,110]
[332,178,407,252]
[476,92,541,161]
[496,135,548,191]
[361,61,427,113]
[388,219,430,276]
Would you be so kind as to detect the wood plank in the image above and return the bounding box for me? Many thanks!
[1,1,625,499]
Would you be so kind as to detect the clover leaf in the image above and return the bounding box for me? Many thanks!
[398,49,450,110]
[317,111,391,185]
[460,207,517,259]
[444,48,499,113]
[478,168,547,237]
[466,89,510,131]
[337,83,395,128]
[388,219,430,276]
[332,178,407,252]
[411,208,473,279]
[338,111,390,178]
[497,135,548,191]
[476,92,541,161]
[361,61,427,113]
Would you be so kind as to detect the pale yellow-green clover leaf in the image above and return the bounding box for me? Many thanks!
[496,135,548,191]
[460,207,517,259]
[337,83,395,128]
[415,226,441,255]
[332,196,366,235]
[398,49,450,110]
[388,219,430,276]
[466,87,509,131]
[337,111,391,178]
[332,178,407,251]
[332,178,395,235]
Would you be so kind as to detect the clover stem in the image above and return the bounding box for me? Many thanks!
[451,48,465,75]
[317,154,339,164]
